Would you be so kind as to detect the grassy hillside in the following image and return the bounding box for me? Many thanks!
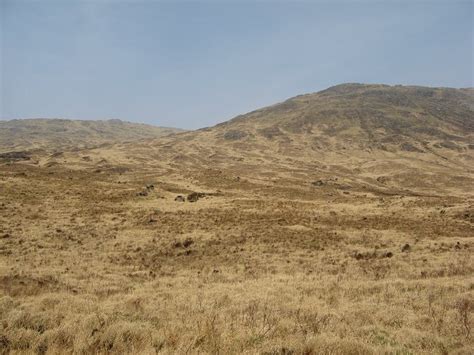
[63,84,473,195]
[0,84,473,354]
[213,83,473,152]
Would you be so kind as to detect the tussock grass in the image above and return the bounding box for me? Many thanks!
[1,128,473,353]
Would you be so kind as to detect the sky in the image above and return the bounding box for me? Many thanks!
[1,0,473,129]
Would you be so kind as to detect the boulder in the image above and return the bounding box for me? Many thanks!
[401,244,411,252]
[187,192,206,202]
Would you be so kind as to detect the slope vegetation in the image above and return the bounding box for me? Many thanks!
[70,84,474,195]
[0,84,473,354]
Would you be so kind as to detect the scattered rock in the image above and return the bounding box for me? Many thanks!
[401,244,411,252]
[174,195,186,202]
[354,252,364,260]
[352,250,377,260]
[383,251,394,258]
[223,130,247,141]
[312,180,325,186]
[137,184,155,197]
[187,192,206,203]
[454,242,462,250]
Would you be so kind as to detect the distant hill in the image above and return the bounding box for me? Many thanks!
[0,118,184,153]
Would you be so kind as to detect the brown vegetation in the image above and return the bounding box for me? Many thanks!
[0,84,473,354]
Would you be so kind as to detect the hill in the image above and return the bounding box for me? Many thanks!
[0,118,184,153]
[214,83,473,153]
[73,84,473,195]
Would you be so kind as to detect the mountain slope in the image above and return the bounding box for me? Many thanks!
[6,84,473,195]
[61,84,472,196]
[212,83,473,153]
[119,84,472,162]
[0,118,184,153]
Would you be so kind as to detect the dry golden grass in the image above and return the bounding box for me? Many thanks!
[0,154,472,354]
[0,85,473,354]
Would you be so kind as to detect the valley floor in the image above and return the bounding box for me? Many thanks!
[0,161,473,354]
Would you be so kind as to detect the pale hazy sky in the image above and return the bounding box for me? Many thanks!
[1,0,473,129]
